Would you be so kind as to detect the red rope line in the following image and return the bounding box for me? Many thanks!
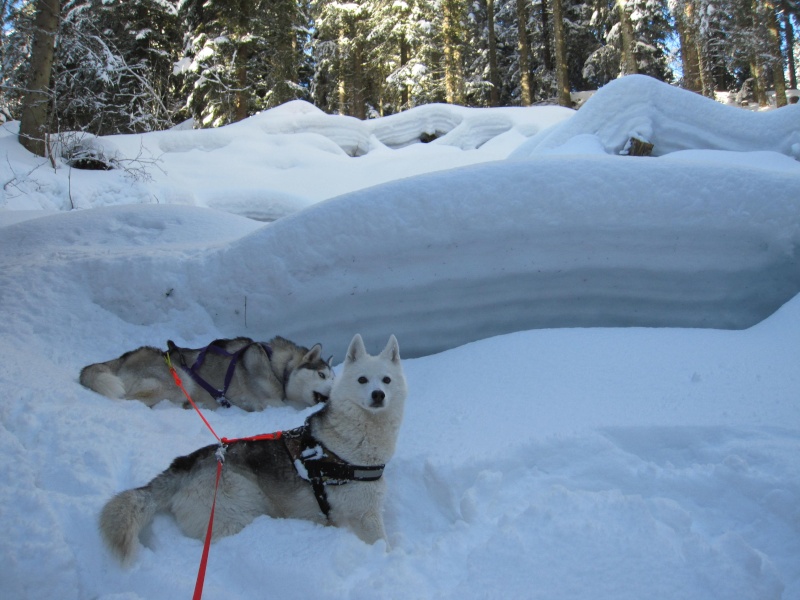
[167,359,221,444]
[192,460,222,600]
[167,357,290,600]
[167,357,286,600]
[166,358,223,600]
[221,431,282,444]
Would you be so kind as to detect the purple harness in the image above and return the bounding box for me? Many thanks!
[168,340,272,408]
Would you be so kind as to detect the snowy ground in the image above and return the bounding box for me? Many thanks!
[1,75,799,599]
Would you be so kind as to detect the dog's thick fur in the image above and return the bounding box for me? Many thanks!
[80,336,333,411]
[99,334,406,564]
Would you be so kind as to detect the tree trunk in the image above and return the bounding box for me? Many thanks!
[784,5,797,90]
[400,35,411,109]
[616,0,637,75]
[552,0,571,106]
[763,0,787,106]
[541,0,553,71]
[750,56,768,106]
[19,0,60,158]
[748,0,768,106]
[443,0,466,105]
[675,1,702,92]
[233,43,250,122]
[697,43,715,98]
[270,4,299,107]
[487,0,500,106]
[337,25,348,115]
[517,0,532,105]
[352,41,366,119]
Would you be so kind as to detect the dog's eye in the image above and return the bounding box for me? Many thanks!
[358,376,368,384]
[383,377,391,384]
[318,371,326,379]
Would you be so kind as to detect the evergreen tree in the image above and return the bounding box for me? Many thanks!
[552,0,571,105]
[1,1,38,119]
[53,0,181,134]
[563,0,604,92]
[178,0,310,127]
[516,0,534,103]
[583,0,671,86]
[761,0,788,105]
[7,0,795,134]
[441,0,469,103]
[360,0,438,113]
[783,2,797,90]
[3,0,182,137]
[311,0,370,116]
[671,0,703,91]
[685,0,768,98]
[486,0,501,105]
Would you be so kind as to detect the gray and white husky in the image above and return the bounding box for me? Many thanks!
[80,336,333,411]
[99,334,407,564]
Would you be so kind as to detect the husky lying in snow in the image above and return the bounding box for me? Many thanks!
[99,334,407,564]
[80,336,333,411]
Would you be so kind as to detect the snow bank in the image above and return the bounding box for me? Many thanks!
[3,79,799,359]
[0,99,573,218]
[19,153,791,359]
[512,74,800,159]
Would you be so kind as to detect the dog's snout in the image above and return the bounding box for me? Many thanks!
[371,390,385,406]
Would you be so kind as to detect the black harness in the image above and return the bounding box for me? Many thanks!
[168,340,273,408]
[282,424,385,519]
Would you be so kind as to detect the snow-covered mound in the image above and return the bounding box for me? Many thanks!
[512,74,800,158]
[365,102,569,150]
[6,155,796,359]
[3,77,799,358]
[0,99,573,218]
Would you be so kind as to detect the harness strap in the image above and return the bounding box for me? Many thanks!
[168,340,272,408]
[166,357,222,443]
[282,425,385,519]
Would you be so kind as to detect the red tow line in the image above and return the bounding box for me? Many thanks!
[193,460,222,600]
[166,358,282,600]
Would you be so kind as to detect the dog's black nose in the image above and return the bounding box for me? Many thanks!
[371,390,385,406]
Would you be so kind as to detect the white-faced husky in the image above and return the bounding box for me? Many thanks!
[80,336,333,411]
[99,334,407,564]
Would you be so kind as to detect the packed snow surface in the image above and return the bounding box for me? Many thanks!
[1,75,799,599]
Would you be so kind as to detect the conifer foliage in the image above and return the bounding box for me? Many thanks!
[1,0,797,152]
[177,0,310,127]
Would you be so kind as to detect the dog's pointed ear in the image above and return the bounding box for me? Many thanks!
[303,343,322,364]
[346,334,366,363]
[379,335,401,364]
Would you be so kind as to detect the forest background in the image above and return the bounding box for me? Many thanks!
[1,0,798,148]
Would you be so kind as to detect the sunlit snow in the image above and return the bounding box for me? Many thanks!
[1,75,799,600]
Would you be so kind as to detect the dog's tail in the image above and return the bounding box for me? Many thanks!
[80,364,126,399]
[99,486,159,566]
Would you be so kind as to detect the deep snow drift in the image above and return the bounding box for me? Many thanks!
[0,99,572,219]
[1,75,799,599]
